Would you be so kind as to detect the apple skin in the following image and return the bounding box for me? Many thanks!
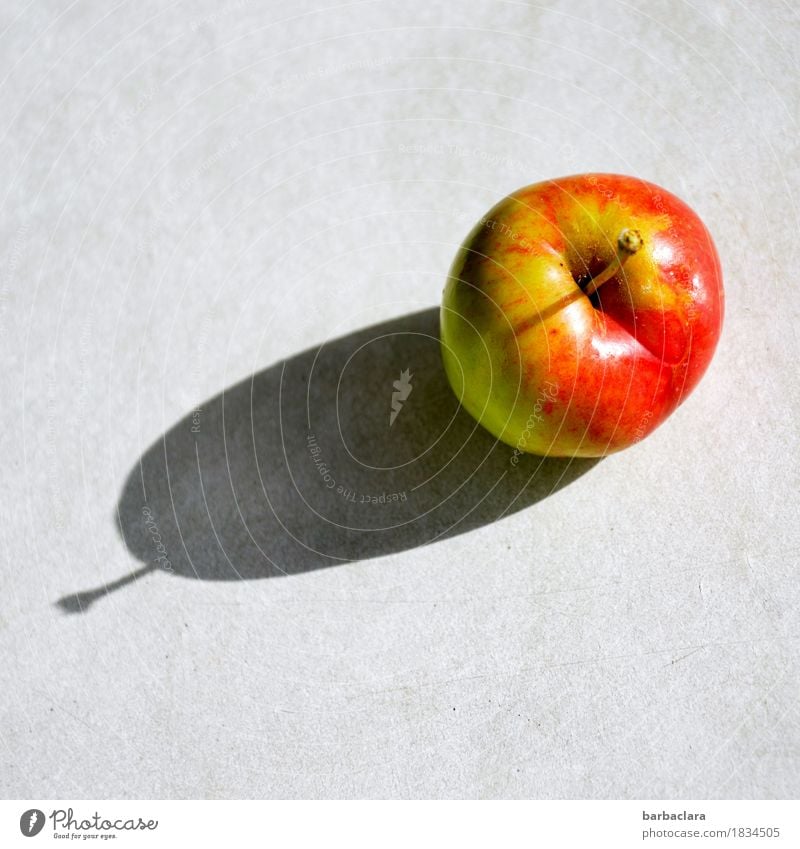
[440,173,724,457]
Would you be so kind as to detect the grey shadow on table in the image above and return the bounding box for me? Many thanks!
[57,307,599,613]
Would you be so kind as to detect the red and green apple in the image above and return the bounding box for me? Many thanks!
[440,173,724,457]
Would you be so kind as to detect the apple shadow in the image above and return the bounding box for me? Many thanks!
[57,307,599,613]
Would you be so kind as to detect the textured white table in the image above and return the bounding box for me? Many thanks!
[1,0,798,799]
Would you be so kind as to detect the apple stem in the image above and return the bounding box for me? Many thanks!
[583,228,643,296]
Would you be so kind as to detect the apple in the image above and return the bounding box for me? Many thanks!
[440,173,724,457]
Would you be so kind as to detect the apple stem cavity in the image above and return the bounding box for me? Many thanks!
[582,228,643,296]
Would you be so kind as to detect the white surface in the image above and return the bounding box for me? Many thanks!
[1,0,798,799]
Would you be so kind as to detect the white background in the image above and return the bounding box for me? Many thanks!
[1,0,798,799]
